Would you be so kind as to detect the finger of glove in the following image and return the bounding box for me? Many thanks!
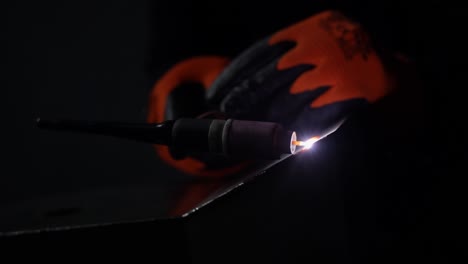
[289,98,369,139]
[218,58,358,138]
[265,83,330,126]
[220,61,315,121]
[206,38,295,106]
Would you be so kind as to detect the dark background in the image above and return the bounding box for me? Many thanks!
[4,0,467,262]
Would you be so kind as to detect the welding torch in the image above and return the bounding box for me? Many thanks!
[36,118,312,159]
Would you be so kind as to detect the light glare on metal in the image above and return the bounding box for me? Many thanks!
[303,137,319,150]
[292,136,320,151]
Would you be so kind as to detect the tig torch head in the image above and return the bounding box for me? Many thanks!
[171,119,297,159]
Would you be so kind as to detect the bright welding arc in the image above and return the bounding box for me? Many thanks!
[292,136,320,150]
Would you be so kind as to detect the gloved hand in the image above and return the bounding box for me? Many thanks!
[206,10,391,139]
[148,10,393,177]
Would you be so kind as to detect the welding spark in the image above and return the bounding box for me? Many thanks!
[292,137,320,150]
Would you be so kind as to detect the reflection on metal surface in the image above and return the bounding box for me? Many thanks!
[174,154,294,218]
[0,154,294,235]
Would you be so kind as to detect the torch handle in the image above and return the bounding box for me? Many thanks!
[36,118,174,145]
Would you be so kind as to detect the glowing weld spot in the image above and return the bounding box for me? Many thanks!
[292,136,320,151]
[302,137,319,150]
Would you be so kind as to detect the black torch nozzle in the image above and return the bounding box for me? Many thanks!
[36,118,297,159]
[36,118,174,145]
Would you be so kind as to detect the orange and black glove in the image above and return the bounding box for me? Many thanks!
[148,10,393,177]
[206,10,391,139]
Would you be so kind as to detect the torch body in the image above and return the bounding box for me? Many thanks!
[37,118,297,160]
[172,119,296,159]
